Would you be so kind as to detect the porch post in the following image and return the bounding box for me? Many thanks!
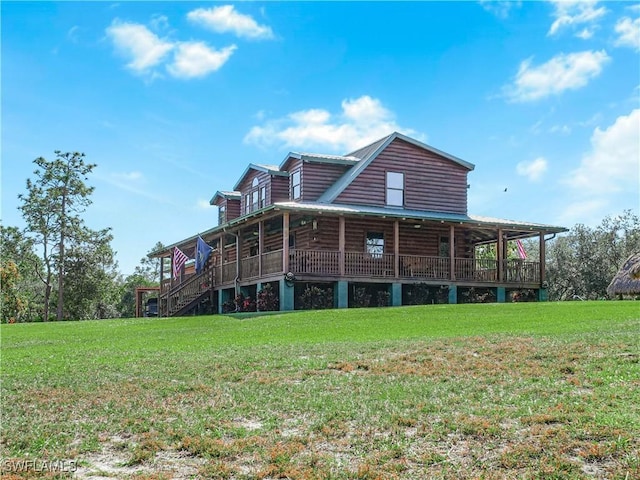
[236,230,242,295]
[449,225,456,280]
[339,216,345,276]
[539,232,546,284]
[497,228,504,283]
[258,220,264,277]
[159,255,165,317]
[282,212,290,273]
[336,280,348,308]
[394,220,400,278]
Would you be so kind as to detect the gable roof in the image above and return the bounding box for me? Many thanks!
[318,132,475,203]
[233,163,289,191]
[209,190,241,205]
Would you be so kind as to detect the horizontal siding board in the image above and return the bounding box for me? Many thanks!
[301,163,350,201]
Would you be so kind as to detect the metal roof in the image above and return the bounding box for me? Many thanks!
[209,190,241,205]
[318,132,475,203]
[279,151,360,169]
[233,163,289,191]
[149,201,567,257]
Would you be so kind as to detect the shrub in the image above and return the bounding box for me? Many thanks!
[257,284,279,311]
[298,286,334,310]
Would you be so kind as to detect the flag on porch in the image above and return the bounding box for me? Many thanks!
[172,247,190,279]
[516,239,527,260]
[195,236,213,274]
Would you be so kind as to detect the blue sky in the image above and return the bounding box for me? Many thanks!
[2,1,639,275]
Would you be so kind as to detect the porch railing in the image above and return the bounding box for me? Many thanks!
[345,252,395,277]
[400,255,449,280]
[290,250,340,275]
[502,259,540,283]
[241,255,260,279]
[262,250,284,275]
[455,258,498,282]
[221,262,237,284]
[162,266,214,316]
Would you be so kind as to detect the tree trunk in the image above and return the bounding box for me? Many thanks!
[57,187,67,321]
[43,283,51,322]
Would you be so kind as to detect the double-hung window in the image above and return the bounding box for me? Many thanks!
[386,171,404,207]
[259,186,266,208]
[291,170,301,200]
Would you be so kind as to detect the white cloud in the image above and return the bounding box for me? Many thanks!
[479,1,522,19]
[547,0,607,37]
[516,157,548,181]
[167,42,237,79]
[67,25,80,43]
[614,16,640,51]
[196,199,212,210]
[112,171,144,182]
[549,124,571,135]
[575,28,594,40]
[106,20,174,74]
[187,5,274,40]
[566,109,640,193]
[503,50,610,102]
[244,96,419,152]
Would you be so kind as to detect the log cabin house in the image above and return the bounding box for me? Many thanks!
[151,132,567,316]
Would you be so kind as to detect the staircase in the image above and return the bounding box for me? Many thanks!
[161,266,215,317]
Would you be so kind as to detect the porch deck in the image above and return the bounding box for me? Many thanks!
[162,248,541,296]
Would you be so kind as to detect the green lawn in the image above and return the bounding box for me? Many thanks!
[1,302,639,479]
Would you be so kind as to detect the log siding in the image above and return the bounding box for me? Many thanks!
[336,138,469,214]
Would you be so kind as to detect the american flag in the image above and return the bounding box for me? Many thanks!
[173,247,190,279]
[516,239,527,260]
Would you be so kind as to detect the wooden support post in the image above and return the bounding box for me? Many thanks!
[236,229,243,286]
[449,224,456,280]
[339,216,345,276]
[539,232,546,285]
[497,229,504,282]
[282,212,290,273]
[258,220,264,277]
[394,220,400,278]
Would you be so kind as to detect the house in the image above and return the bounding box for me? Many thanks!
[151,132,567,316]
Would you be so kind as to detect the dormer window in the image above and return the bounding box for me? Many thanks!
[291,170,301,200]
[386,171,404,207]
[252,178,259,188]
[259,186,266,208]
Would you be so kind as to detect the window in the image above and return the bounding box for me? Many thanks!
[386,171,404,207]
[218,204,226,225]
[439,236,450,258]
[289,233,296,249]
[291,170,301,200]
[259,186,266,208]
[366,232,384,258]
[252,177,259,188]
[251,190,259,212]
[245,194,250,214]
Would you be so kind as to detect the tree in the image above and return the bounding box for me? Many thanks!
[18,151,97,320]
[546,210,640,300]
[62,227,120,320]
[0,225,44,322]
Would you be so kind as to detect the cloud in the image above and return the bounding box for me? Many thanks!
[547,0,607,37]
[112,171,144,182]
[503,50,610,102]
[614,16,640,51]
[106,20,174,74]
[244,95,419,152]
[167,42,237,79]
[67,25,80,43]
[196,199,212,210]
[549,124,571,135]
[566,109,640,194]
[106,19,236,79]
[516,157,548,181]
[479,1,522,20]
[187,5,274,40]
[575,28,594,40]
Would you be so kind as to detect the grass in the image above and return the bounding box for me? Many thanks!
[1,301,639,479]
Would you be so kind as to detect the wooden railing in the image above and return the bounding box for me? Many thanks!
[455,258,498,282]
[262,250,283,275]
[400,255,449,280]
[503,260,540,283]
[345,252,395,277]
[241,255,260,279]
[290,250,340,275]
[222,262,237,284]
[163,266,214,316]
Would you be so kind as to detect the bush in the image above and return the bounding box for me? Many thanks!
[257,284,279,311]
[298,285,334,310]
